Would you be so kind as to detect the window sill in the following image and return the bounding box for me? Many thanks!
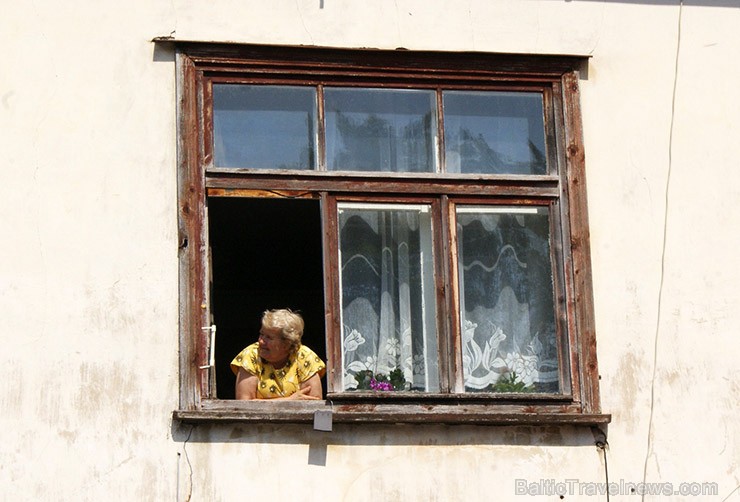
[173,400,611,426]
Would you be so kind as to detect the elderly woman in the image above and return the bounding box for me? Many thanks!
[231,309,326,400]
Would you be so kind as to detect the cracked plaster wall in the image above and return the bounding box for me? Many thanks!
[1,0,739,500]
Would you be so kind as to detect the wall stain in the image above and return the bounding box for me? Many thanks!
[614,351,645,434]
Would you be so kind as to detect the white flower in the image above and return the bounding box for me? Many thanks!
[481,325,507,371]
[462,320,478,343]
[343,328,366,352]
[363,355,378,372]
[385,337,400,357]
[504,352,539,386]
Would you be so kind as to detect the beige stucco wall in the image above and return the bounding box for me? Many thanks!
[1,1,738,500]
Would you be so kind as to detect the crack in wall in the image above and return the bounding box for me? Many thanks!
[178,425,194,502]
[640,1,683,500]
[295,0,315,45]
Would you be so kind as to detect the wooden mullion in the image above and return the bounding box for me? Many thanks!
[199,62,568,81]
[206,169,561,183]
[326,193,437,205]
[442,196,465,393]
[316,85,326,171]
[432,197,451,393]
[206,188,319,199]
[548,199,574,398]
[204,69,557,89]
[321,194,342,394]
[436,88,445,174]
[543,85,559,176]
[204,173,560,199]
[202,79,214,169]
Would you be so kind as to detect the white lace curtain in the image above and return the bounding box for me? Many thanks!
[339,206,437,391]
[458,208,560,392]
[338,205,560,394]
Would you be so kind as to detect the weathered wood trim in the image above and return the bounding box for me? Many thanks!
[195,67,213,400]
[202,80,214,168]
[176,50,203,410]
[548,199,573,396]
[443,196,463,393]
[205,173,560,198]
[562,71,600,413]
[322,194,342,393]
[431,196,451,393]
[174,401,610,426]
[316,84,326,171]
[325,392,574,403]
[206,188,320,199]
[435,87,446,173]
[207,73,554,92]
[207,168,560,183]
[173,41,588,78]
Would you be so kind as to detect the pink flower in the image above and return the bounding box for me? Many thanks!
[370,378,393,391]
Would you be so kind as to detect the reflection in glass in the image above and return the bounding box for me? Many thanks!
[338,203,438,392]
[326,88,437,172]
[213,85,317,169]
[457,206,559,393]
[444,91,547,175]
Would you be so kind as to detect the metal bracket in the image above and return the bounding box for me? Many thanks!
[199,324,217,369]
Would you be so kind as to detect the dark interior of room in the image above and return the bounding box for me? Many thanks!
[207,196,326,399]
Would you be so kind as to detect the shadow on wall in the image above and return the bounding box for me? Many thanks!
[171,421,606,466]
[152,41,175,63]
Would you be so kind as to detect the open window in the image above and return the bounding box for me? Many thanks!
[208,197,326,400]
[174,43,609,425]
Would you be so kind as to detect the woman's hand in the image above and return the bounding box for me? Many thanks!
[287,386,320,400]
[235,368,324,400]
[297,373,323,399]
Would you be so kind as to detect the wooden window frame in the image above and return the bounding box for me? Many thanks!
[172,42,609,426]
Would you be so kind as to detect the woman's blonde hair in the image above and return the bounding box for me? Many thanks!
[261,308,304,354]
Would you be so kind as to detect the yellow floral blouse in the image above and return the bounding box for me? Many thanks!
[230,343,326,399]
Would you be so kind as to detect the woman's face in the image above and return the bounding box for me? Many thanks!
[258,327,291,366]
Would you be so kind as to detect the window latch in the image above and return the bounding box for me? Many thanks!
[199,324,217,369]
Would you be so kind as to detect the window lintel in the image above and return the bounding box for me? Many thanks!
[168,40,589,79]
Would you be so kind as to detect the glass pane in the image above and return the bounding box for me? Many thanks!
[457,206,559,393]
[213,85,317,169]
[325,88,437,172]
[444,91,547,175]
[338,203,438,392]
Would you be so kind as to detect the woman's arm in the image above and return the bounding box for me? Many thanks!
[235,368,258,400]
[300,373,323,399]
